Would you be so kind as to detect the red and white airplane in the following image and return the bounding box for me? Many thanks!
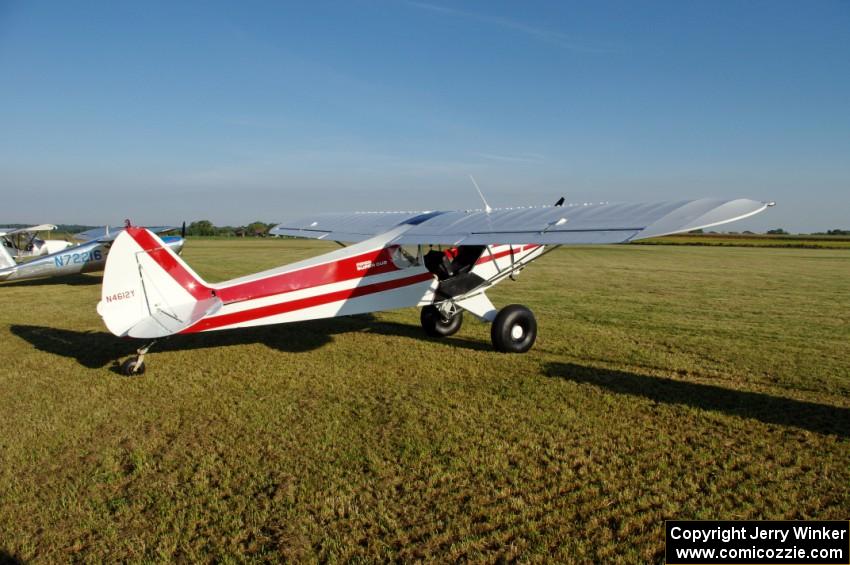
[98,198,771,374]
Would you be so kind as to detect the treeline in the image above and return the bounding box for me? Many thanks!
[59,224,98,233]
[812,229,850,236]
[0,223,98,233]
[759,228,850,235]
[184,220,276,237]
[742,228,850,236]
[689,228,850,236]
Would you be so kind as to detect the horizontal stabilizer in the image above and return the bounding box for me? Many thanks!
[122,297,221,338]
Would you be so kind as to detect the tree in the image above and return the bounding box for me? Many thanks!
[214,225,237,237]
[766,228,788,235]
[246,221,270,236]
[186,220,215,236]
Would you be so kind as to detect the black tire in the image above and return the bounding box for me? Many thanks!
[491,304,537,353]
[420,305,463,337]
[120,357,146,376]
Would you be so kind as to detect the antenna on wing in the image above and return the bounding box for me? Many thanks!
[554,197,565,207]
[468,174,492,213]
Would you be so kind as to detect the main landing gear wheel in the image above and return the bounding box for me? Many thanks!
[420,305,463,337]
[120,357,146,376]
[491,304,537,353]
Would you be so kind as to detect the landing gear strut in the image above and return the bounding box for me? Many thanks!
[119,340,157,376]
[491,305,537,353]
[420,305,463,337]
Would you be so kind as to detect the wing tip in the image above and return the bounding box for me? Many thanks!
[633,198,772,241]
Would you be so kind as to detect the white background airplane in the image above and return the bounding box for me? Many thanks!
[98,198,771,375]
[0,224,73,261]
[0,224,185,283]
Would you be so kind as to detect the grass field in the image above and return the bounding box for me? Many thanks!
[1,239,848,563]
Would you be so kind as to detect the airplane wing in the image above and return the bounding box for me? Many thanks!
[269,212,432,242]
[270,199,770,245]
[73,227,111,242]
[0,224,58,237]
[75,225,178,243]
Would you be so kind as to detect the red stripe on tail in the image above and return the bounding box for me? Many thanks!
[125,228,212,301]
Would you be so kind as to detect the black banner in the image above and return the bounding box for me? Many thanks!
[666,520,849,564]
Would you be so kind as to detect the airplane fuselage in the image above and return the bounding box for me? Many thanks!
[98,225,545,339]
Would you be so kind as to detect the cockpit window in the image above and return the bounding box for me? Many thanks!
[389,245,420,268]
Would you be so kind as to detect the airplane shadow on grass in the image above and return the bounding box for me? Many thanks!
[545,362,850,439]
[11,316,491,373]
[0,549,24,565]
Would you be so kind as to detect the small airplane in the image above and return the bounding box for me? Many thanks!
[98,198,772,375]
[0,222,185,283]
[0,224,74,260]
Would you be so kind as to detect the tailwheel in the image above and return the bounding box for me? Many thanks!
[491,304,537,353]
[119,340,157,376]
[420,305,463,337]
[120,357,146,376]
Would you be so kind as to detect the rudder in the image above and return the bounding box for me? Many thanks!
[98,228,220,338]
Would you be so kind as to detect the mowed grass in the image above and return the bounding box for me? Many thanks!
[1,239,848,563]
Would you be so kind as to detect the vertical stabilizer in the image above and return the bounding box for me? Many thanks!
[98,228,220,338]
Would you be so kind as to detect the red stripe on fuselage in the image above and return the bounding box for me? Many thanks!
[216,247,401,303]
[127,228,404,305]
[181,271,433,333]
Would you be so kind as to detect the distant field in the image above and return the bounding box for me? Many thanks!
[1,240,848,562]
[636,232,850,248]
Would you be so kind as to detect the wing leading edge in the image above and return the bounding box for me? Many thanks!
[75,225,179,243]
[269,198,770,245]
[269,212,435,242]
[0,224,58,236]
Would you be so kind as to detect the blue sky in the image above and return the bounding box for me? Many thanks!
[1,0,848,231]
